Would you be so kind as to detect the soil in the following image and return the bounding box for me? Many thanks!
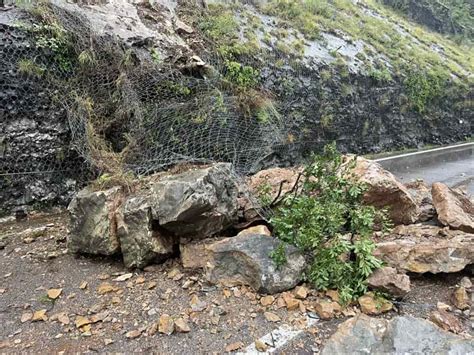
[0,211,472,354]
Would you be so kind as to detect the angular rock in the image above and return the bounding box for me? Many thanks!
[206,234,307,294]
[429,310,464,334]
[349,157,419,225]
[68,186,123,255]
[117,194,176,269]
[247,167,301,203]
[358,292,393,315]
[236,225,271,237]
[374,224,474,274]
[452,287,471,310]
[367,267,411,298]
[150,163,238,238]
[405,180,435,222]
[432,182,474,233]
[179,238,216,269]
[314,300,341,320]
[321,314,474,354]
[158,314,174,335]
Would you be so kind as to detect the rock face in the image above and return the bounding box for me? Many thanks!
[374,224,474,274]
[432,182,474,233]
[367,267,411,297]
[117,195,175,269]
[206,234,307,294]
[321,314,474,355]
[350,157,419,225]
[150,164,238,238]
[67,187,123,255]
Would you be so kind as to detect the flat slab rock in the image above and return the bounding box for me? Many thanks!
[321,314,474,354]
[206,233,307,294]
[374,224,474,274]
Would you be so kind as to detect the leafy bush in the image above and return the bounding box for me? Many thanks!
[271,143,390,303]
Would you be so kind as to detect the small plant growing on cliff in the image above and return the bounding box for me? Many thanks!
[271,143,390,303]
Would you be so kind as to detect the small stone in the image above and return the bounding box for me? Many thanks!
[260,295,275,307]
[75,316,92,328]
[114,273,133,282]
[57,313,70,325]
[21,312,33,323]
[175,318,191,333]
[452,287,470,310]
[314,301,340,320]
[264,311,281,322]
[32,309,48,322]
[182,280,194,289]
[286,298,300,311]
[125,329,142,339]
[358,292,393,315]
[255,339,268,352]
[79,281,88,290]
[47,288,62,300]
[459,277,472,289]
[104,339,114,345]
[237,225,271,237]
[97,282,118,295]
[225,342,244,352]
[190,295,207,312]
[429,310,464,334]
[295,286,308,300]
[326,290,340,303]
[159,314,174,335]
[437,302,452,312]
[367,267,411,298]
[147,281,157,290]
[135,276,146,284]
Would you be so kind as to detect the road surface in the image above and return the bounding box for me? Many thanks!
[375,143,474,195]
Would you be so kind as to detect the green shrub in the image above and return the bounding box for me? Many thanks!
[224,61,260,88]
[271,143,391,303]
[404,67,447,112]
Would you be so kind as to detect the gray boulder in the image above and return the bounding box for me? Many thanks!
[67,186,123,255]
[322,314,474,355]
[206,234,307,294]
[117,194,176,269]
[150,163,238,238]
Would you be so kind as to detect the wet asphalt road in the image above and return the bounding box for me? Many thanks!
[376,143,474,195]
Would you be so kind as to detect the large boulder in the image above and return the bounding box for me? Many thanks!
[374,224,474,274]
[67,186,123,255]
[349,157,419,225]
[117,194,176,269]
[206,234,307,294]
[432,182,474,233]
[150,163,238,238]
[321,314,473,354]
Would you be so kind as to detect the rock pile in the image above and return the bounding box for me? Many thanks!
[68,157,474,297]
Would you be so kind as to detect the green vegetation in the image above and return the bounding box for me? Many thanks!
[271,144,391,303]
[17,58,45,77]
[224,61,259,88]
[404,67,447,112]
[369,67,393,83]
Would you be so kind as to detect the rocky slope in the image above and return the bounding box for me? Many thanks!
[0,0,473,214]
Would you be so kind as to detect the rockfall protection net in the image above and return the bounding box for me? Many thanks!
[0,1,346,214]
[7,2,287,177]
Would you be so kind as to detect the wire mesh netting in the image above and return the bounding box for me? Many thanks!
[0,1,296,214]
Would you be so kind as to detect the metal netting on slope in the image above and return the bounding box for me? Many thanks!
[33,2,287,178]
